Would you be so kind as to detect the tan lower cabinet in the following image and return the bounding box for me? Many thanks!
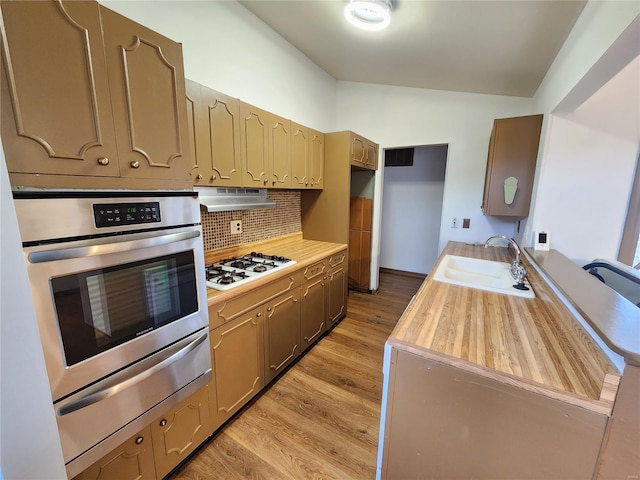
[300,260,327,352]
[264,290,301,382]
[150,387,211,479]
[209,308,265,430]
[72,426,156,480]
[327,251,347,328]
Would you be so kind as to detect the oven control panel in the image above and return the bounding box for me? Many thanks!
[93,202,161,228]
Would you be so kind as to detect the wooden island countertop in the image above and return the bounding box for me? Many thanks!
[387,241,621,415]
[204,232,347,306]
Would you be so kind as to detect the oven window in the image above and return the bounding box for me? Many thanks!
[51,251,198,366]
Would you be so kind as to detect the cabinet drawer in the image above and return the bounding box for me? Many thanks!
[210,271,301,327]
[328,250,347,269]
[303,260,326,281]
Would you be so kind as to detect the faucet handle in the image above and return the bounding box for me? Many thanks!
[513,265,529,291]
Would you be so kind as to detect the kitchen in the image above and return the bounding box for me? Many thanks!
[1,1,639,479]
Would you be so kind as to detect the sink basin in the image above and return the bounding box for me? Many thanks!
[432,255,535,298]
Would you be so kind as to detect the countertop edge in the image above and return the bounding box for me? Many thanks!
[525,248,640,366]
[387,337,617,416]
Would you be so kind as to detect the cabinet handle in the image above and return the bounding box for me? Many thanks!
[97,157,109,166]
[130,161,140,169]
[257,312,262,318]
[196,174,203,180]
[159,419,167,427]
[135,436,144,445]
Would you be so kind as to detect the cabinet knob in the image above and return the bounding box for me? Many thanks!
[267,307,272,312]
[211,175,217,181]
[135,436,144,445]
[130,161,140,169]
[97,157,109,166]
[196,174,203,180]
[264,178,268,185]
[256,312,262,318]
[159,419,167,427]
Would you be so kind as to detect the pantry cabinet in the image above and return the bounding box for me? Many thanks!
[0,0,191,190]
[292,122,324,189]
[481,114,543,217]
[209,308,265,430]
[185,80,242,186]
[150,387,211,479]
[71,426,156,480]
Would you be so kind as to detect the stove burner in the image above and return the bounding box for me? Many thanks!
[253,265,268,273]
[218,273,235,285]
[229,260,250,269]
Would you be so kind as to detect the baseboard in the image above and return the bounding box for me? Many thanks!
[379,267,428,279]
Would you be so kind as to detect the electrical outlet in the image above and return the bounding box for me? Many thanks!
[230,220,242,235]
[451,217,458,228]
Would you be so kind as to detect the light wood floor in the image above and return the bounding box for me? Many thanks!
[170,270,425,480]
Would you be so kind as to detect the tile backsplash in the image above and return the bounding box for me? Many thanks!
[200,190,301,252]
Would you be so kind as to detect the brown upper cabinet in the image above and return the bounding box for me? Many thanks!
[185,80,242,186]
[482,114,543,217]
[239,101,292,189]
[292,122,325,189]
[350,133,378,170]
[0,1,191,190]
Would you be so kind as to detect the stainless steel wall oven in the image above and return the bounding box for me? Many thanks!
[12,191,211,478]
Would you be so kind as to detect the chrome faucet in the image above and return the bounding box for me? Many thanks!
[483,235,529,289]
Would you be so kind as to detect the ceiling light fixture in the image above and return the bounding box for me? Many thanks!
[344,0,391,31]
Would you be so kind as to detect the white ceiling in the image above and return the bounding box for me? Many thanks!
[239,0,587,98]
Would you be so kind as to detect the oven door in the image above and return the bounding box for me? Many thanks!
[22,225,209,402]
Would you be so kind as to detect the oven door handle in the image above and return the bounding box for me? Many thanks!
[57,330,208,416]
[28,229,201,263]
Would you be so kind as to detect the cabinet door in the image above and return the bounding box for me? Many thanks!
[72,426,155,480]
[291,122,309,188]
[269,113,291,188]
[202,86,242,186]
[209,308,264,429]
[0,0,119,177]
[300,278,326,352]
[100,6,190,182]
[240,102,269,187]
[151,387,211,479]
[350,134,367,168]
[365,140,378,170]
[327,251,347,327]
[309,129,325,189]
[264,290,301,382]
[481,114,543,217]
[185,79,201,184]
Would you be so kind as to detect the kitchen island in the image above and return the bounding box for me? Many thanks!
[376,241,627,479]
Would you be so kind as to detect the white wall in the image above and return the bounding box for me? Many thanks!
[525,4,640,263]
[1,144,67,479]
[528,55,640,265]
[380,145,447,274]
[100,0,337,132]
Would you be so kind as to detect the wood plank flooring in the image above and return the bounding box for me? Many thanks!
[170,271,425,480]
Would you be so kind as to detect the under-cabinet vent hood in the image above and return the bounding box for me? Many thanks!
[195,187,276,212]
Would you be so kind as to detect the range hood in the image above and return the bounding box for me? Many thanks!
[195,186,276,212]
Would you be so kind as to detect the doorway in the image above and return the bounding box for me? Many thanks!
[379,144,448,275]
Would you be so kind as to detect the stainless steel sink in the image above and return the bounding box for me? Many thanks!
[433,255,535,298]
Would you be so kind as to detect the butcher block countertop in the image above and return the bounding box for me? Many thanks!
[388,241,621,416]
[204,232,347,305]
